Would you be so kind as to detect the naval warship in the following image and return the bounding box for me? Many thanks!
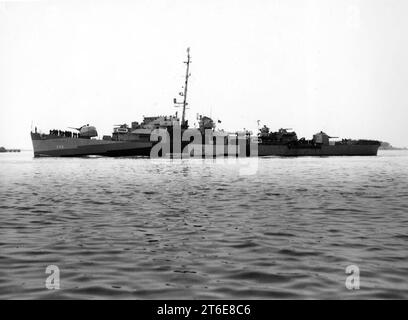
[31,48,380,158]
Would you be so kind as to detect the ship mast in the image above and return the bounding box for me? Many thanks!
[182,47,191,127]
[174,48,192,128]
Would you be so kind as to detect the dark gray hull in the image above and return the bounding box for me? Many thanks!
[31,133,380,158]
[258,144,380,156]
[31,133,152,157]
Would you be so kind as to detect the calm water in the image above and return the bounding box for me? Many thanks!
[0,151,407,299]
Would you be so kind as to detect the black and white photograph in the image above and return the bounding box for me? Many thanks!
[0,0,407,305]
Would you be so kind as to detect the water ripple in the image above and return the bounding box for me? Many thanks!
[0,151,407,299]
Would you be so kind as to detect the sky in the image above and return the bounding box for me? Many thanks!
[0,0,407,149]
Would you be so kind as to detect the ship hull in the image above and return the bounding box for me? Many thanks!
[31,134,380,158]
[258,144,380,156]
[31,133,153,157]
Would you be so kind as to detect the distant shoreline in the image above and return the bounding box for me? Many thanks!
[0,147,21,153]
[379,142,407,151]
